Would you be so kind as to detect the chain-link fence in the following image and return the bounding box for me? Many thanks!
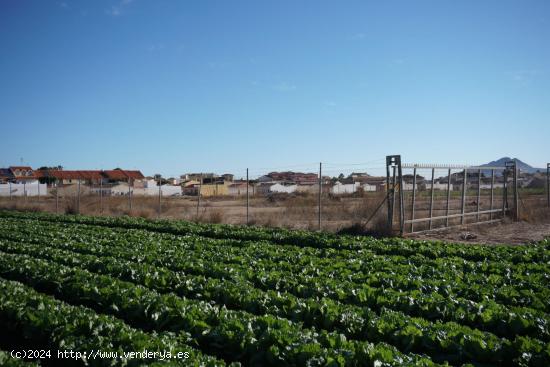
[386,156,550,234]
[1,159,548,234]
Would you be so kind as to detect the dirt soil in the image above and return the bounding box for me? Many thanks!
[408,220,550,245]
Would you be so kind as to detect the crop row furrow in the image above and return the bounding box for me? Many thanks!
[1,217,547,287]
[0,278,222,366]
[2,231,546,343]
[3,239,543,366]
[0,223,547,314]
[0,252,442,367]
[0,351,40,367]
[1,217,547,294]
[1,211,549,263]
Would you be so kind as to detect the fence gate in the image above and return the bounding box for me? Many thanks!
[386,155,520,235]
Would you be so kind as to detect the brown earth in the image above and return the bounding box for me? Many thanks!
[1,191,548,244]
[407,220,550,245]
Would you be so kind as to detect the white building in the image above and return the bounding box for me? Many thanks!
[0,182,48,197]
[295,184,317,194]
[425,182,454,191]
[269,183,297,194]
[479,183,504,189]
[361,183,378,192]
[330,182,359,195]
[401,183,417,191]
[92,182,181,197]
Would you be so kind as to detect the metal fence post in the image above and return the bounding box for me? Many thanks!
[445,168,451,227]
[398,161,405,235]
[386,159,392,231]
[37,180,40,202]
[23,181,27,201]
[318,162,322,231]
[505,161,519,221]
[55,180,59,214]
[9,181,12,200]
[513,165,519,221]
[502,168,508,218]
[99,177,103,214]
[476,169,481,221]
[428,167,435,230]
[246,168,249,225]
[460,169,467,225]
[410,167,417,232]
[490,169,495,220]
[547,163,549,208]
[128,177,132,212]
[158,175,162,218]
[197,173,202,218]
[391,166,396,227]
[77,179,81,214]
[386,155,402,233]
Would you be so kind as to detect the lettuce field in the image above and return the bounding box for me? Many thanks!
[0,210,548,367]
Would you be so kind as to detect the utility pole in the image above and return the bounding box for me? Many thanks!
[197,173,202,218]
[156,174,162,218]
[55,180,59,214]
[128,177,132,212]
[99,176,103,214]
[246,168,249,225]
[77,179,81,214]
[318,162,322,231]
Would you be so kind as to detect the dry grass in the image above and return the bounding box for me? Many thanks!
[1,191,548,236]
[519,197,550,223]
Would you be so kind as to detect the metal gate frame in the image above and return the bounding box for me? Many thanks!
[386,155,519,235]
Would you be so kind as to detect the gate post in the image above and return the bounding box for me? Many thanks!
[398,161,405,235]
[502,167,508,218]
[505,161,519,221]
[386,155,403,235]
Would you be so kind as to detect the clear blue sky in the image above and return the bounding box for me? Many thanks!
[1,0,549,178]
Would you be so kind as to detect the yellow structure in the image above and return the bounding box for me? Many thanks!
[199,182,230,197]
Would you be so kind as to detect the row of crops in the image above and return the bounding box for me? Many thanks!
[0,210,548,366]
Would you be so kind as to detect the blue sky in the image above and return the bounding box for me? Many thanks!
[1,0,549,178]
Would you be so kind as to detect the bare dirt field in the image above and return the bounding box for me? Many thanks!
[1,191,548,244]
[408,220,550,245]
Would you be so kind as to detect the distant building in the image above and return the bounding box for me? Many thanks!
[330,181,359,195]
[44,170,105,185]
[424,182,454,191]
[181,173,215,181]
[350,172,369,179]
[355,176,386,191]
[182,180,200,196]
[227,182,252,196]
[264,171,318,185]
[269,183,297,194]
[361,183,378,192]
[0,168,14,183]
[221,173,234,182]
[103,169,144,182]
[9,166,36,183]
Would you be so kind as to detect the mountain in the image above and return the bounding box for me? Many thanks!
[481,157,545,174]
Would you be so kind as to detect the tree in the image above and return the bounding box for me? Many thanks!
[37,166,62,184]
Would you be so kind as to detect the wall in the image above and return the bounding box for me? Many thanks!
[0,182,48,196]
[269,183,297,194]
[330,182,359,195]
